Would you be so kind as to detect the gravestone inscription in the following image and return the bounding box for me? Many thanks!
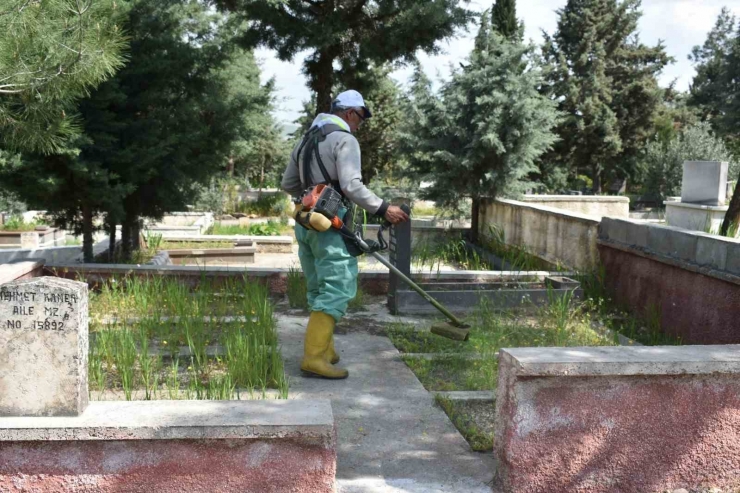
[0,277,88,417]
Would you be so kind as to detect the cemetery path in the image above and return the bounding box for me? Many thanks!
[277,313,496,493]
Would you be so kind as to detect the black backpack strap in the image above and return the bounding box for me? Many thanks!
[299,123,351,194]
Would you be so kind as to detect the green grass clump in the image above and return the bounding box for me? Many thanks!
[0,216,45,231]
[160,240,234,250]
[395,291,615,392]
[403,355,498,391]
[435,396,494,452]
[88,276,288,401]
[412,235,493,272]
[206,220,286,236]
[233,194,291,217]
[347,285,366,311]
[286,265,308,310]
[387,323,469,354]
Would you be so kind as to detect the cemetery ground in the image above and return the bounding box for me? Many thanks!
[73,260,683,491]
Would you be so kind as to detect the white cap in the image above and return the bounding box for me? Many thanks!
[331,90,372,118]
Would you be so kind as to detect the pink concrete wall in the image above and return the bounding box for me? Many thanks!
[0,438,336,492]
[496,368,740,492]
[598,245,740,344]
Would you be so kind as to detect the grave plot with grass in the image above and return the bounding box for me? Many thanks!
[88,276,289,401]
[388,290,618,452]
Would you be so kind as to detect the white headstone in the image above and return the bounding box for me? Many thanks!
[0,277,88,416]
[681,161,729,206]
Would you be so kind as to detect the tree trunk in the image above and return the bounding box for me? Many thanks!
[258,156,265,200]
[721,178,740,237]
[82,204,94,263]
[592,164,602,194]
[227,156,235,177]
[121,216,132,262]
[471,198,481,244]
[314,49,335,115]
[131,218,141,252]
[108,220,116,262]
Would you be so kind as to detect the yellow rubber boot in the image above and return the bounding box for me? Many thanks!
[301,312,348,379]
[326,335,340,364]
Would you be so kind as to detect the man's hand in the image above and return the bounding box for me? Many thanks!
[384,205,410,225]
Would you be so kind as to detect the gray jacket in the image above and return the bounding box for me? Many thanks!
[281,130,389,218]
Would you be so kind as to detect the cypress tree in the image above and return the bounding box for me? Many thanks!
[491,0,522,40]
[543,0,670,193]
[405,12,560,240]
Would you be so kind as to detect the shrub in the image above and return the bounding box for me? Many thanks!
[641,122,736,201]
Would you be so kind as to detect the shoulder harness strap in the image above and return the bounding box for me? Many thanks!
[299,123,350,195]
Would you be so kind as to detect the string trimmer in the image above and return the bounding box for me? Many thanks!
[339,204,471,341]
[293,187,470,341]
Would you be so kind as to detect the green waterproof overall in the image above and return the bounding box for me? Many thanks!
[295,209,358,322]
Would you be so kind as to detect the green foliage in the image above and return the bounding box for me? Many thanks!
[404,16,559,216]
[217,0,472,114]
[491,0,522,40]
[641,122,736,200]
[542,0,671,192]
[286,265,308,310]
[235,194,291,217]
[688,8,740,157]
[207,221,283,236]
[0,216,44,232]
[0,0,127,154]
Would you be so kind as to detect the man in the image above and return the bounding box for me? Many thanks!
[282,90,409,379]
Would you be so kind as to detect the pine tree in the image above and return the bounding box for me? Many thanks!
[216,0,472,114]
[543,0,670,193]
[0,0,126,154]
[78,0,250,259]
[405,13,560,240]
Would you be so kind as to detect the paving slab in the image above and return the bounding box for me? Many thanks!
[277,313,495,493]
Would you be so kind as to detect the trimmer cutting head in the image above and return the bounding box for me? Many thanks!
[430,321,471,342]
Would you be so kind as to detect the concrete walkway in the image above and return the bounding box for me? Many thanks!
[277,312,495,492]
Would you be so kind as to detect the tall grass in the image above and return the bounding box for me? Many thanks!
[88,276,289,400]
[286,265,308,309]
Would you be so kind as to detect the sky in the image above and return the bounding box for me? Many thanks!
[256,0,740,124]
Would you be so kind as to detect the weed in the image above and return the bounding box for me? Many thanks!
[348,285,365,311]
[0,216,44,231]
[286,265,308,309]
[206,221,284,236]
[435,396,494,452]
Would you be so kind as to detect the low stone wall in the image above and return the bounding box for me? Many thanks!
[147,212,215,236]
[479,198,600,270]
[495,345,740,493]
[0,228,66,249]
[364,224,469,248]
[598,218,740,343]
[166,246,256,265]
[45,263,535,298]
[520,194,629,219]
[0,260,45,284]
[161,234,294,253]
[0,400,336,492]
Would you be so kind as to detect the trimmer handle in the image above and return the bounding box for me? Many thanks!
[382,203,412,229]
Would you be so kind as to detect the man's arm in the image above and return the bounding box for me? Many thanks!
[281,143,304,197]
[334,136,389,218]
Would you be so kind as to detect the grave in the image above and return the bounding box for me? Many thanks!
[0,276,336,491]
[666,161,734,234]
[387,219,581,315]
[495,345,740,492]
[0,277,88,417]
